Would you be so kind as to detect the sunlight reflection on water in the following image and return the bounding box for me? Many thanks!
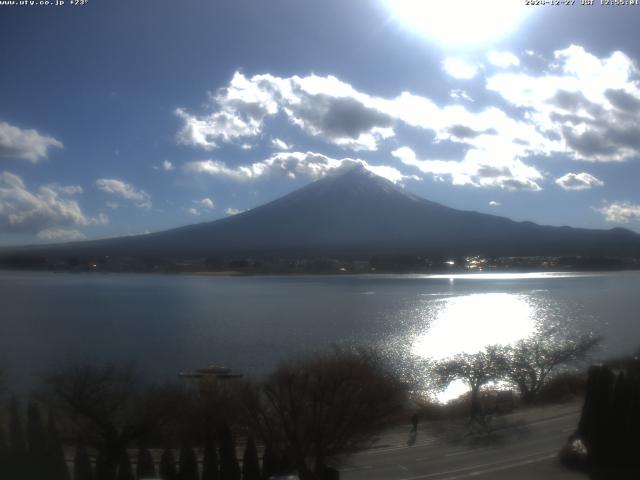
[392,271,595,281]
[410,293,540,402]
[411,293,537,360]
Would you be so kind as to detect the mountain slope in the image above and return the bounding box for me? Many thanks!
[6,166,640,258]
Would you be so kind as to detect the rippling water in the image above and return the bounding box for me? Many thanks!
[1,270,639,392]
[411,292,537,360]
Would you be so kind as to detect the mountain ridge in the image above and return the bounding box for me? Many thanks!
[3,166,640,260]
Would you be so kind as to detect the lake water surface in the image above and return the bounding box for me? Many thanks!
[1,270,639,392]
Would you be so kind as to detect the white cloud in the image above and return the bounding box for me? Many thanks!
[386,97,559,166]
[393,147,543,191]
[185,151,410,184]
[37,228,86,242]
[175,71,279,149]
[153,160,175,171]
[449,89,473,102]
[162,160,174,171]
[595,202,640,223]
[0,172,102,235]
[94,213,109,225]
[177,50,638,190]
[187,198,216,217]
[126,229,151,237]
[487,51,520,68]
[271,138,291,150]
[195,197,215,209]
[442,58,480,79]
[45,184,84,196]
[0,121,63,162]
[487,45,640,162]
[555,172,604,191]
[185,159,267,181]
[176,70,561,168]
[176,72,395,151]
[489,201,501,207]
[225,207,245,216]
[96,178,152,209]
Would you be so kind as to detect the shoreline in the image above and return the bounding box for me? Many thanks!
[1,266,640,278]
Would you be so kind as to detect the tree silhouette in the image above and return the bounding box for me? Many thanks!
[95,450,117,480]
[245,349,406,479]
[574,363,640,470]
[159,448,178,480]
[498,333,600,404]
[73,444,94,480]
[178,444,198,480]
[218,423,241,480]
[0,423,9,480]
[201,436,219,480]
[260,444,277,480]
[136,447,156,479]
[116,450,134,480]
[27,402,46,459]
[45,364,180,480]
[9,398,26,457]
[242,436,260,480]
[47,410,71,480]
[27,402,47,478]
[434,346,503,423]
[94,450,110,480]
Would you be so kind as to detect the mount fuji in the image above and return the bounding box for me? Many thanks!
[5,166,640,260]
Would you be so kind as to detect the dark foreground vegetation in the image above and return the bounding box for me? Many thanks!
[430,331,600,429]
[0,350,405,480]
[0,334,633,480]
[561,354,640,478]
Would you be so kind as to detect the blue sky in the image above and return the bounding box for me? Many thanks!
[2,0,640,245]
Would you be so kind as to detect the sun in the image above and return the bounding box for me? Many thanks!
[383,0,533,48]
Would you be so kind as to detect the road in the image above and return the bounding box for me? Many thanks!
[338,402,586,480]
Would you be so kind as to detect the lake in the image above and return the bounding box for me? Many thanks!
[1,270,639,393]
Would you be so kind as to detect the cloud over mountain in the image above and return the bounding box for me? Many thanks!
[176,72,394,151]
[175,67,563,193]
[596,201,640,224]
[185,151,410,184]
[392,147,543,191]
[37,228,86,242]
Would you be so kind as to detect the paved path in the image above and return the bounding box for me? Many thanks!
[338,402,586,480]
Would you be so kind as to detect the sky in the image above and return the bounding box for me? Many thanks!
[1,0,640,245]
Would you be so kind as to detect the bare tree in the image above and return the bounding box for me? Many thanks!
[433,346,504,423]
[43,364,182,480]
[498,332,600,404]
[244,349,406,480]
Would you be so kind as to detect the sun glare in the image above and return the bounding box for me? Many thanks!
[384,1,532,48]
[411,293,536,361]
[411,293,537,402]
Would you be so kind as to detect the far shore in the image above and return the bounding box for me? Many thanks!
[1,266,640,278]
